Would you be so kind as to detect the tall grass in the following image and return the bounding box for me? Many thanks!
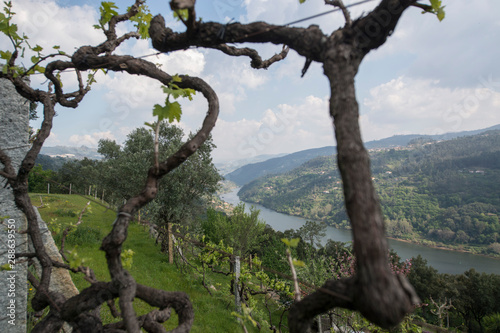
[28,193,265,332]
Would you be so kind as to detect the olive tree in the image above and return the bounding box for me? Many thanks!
[0,0,444,331]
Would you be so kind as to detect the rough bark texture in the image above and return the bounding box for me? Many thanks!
[0,0,424,331]
[0,78,29,333]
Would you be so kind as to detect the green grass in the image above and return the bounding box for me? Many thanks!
[28,193,281,332]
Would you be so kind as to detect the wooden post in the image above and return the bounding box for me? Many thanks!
[168,222,173,264]
[47,183,50,194]
[317,316,323,333]
[249,254,252,270]
[235,256,241,314]
[69,183,72,195]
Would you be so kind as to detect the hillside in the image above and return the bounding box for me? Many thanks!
[239,130,500,253]
[226,124,500,186]
[225,146,336,185]
[34,154,70,171]
[28,194,272,332]
[215,152,286,175]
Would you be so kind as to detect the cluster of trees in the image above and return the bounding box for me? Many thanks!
[30,122,222,234]
[239,131,500,251]
[408,256,500,332]
[202,204,268,257]
[202,213,500,333]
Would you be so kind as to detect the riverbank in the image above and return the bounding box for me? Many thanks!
[385,235,500,260]
[237,195,500,260]
[220,188,500,274]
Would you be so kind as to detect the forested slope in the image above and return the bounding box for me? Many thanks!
[239,130,500,253]
[226,124,500,186]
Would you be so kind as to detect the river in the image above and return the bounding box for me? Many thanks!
[221,188,500,275]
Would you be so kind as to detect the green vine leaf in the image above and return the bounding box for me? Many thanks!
[161,84,195,101]
[293,259,306,267]
[419,0,446,21]
[430,0,445,21]
[129,3,152,39]
[68,246,88,269]
[1,263,12,271]
[96,1,119,29]
[121,249,135,269]
[281,238,300,248]
[0,50,12,60]
[153,100,182,123]
[173,9,189,22]
[0,2,22,42]
[151,76,196,124]
[32,44,43,53]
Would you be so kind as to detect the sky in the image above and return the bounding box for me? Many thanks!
[2,0,500,163]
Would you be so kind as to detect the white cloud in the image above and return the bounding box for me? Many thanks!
[69,131,116,147]
[365,1,500,87]
[361,76,500,141]
[243,0,298,23]
[44,131,60,146]
[218,90,245,114]
[160,49,206,76]
[212,95,333,161]
[127,40,206,76]
[239,66,268,89]
[243,0,377,32]
[215,58,269,89]
[12,0,102,49]
[98,73,165,131]
[8,0,500,166]
[0,1,102,90]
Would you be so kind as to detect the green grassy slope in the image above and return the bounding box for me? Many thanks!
[29,193,255,332]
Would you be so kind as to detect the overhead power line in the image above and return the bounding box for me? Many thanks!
[283,0,375,27]
[15,0,376,76]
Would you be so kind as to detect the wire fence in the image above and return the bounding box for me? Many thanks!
[29,169,333,297]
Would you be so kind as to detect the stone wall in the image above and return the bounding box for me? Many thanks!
[0,78,29,332]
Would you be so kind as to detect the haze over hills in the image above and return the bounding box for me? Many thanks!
[40,145,102,160]
[38,124,500,178]
[224,146,336,186]
[215,153,286,175]
[225,124,500,186]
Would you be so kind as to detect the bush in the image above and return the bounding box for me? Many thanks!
[483,313,500,333]
[54,226,102,246]
[54,208,77,217]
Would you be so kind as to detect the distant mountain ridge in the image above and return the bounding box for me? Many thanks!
[225,146,336,186]
[215,153,286,175]
[225,124,500,186]
[364,124,500,149]
[40,145,102,160]
[238,130,500,249]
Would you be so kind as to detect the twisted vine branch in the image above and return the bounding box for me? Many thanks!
[1,0,430,331]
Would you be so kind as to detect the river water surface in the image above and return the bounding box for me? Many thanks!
[221,188,500,275]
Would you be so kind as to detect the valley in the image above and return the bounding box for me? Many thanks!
[237,130,500,257]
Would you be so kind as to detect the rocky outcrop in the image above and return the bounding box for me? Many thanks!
[29,208,80,300]
[0,78,29,333]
